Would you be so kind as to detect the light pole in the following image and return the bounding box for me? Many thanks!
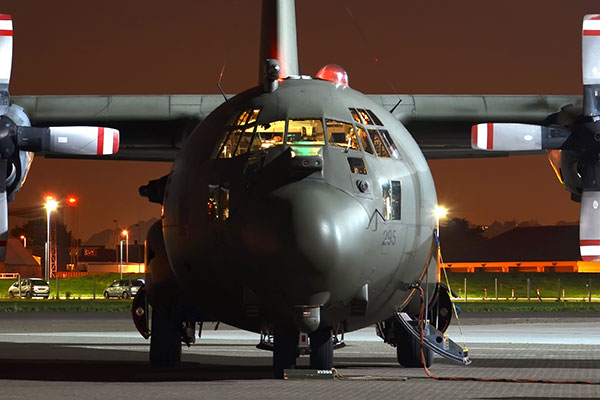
[134,224,141,272]
[434,205,448,280]
[122,229,129,264]
[44,195,58,282]
[119,239,124,279]
[19,235,26,248]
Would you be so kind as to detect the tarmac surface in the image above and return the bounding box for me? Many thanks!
[1,311,600,399]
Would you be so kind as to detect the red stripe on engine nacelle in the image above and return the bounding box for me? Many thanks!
[487,123,494,150]
[582,255,600,261]
[584,30,600,36]
[0,30,12,36]
[97,127,104,155]
[112,131,119,154]
[580,240,600,246]
[0,15,11,20]
[470,126,477,147]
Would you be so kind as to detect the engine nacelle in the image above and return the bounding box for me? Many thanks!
[2,105,34,200]
[547,149,583,202]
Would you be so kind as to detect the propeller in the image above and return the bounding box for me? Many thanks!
[0,14,120,261]
[471,14,600,261]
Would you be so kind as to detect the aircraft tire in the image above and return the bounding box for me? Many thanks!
[309,329,333,370]
[273,326,298,379]
[395,322,433,368]
[149,308,182,368]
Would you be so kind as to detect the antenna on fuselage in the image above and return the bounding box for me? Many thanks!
[258,0,299,84]
[217,64,228,102]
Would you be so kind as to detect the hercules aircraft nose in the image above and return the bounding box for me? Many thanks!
[243,179,370,319]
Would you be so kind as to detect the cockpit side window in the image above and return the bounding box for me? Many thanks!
[218,129,243,159]
[287,119,325,145]
[368,129,390,158]
[355,125,375,155]
[366,109,383,126]
[216,108,263,158]
[378,129,400,159]
[326,120,360,151]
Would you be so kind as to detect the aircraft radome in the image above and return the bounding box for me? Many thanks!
[0,0,593,379]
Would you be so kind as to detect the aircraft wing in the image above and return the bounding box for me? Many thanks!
[12,94,582,161]
[373,94,582,159]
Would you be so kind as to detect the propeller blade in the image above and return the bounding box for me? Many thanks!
[18,126,120,155]
[582,14,600,116]
[0,159,7,261]
[580,190,600,261]
[0,14,13,114]
[471,123,569,151]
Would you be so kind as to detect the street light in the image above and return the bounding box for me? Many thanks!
[44,195,58,281]
[434,206,447,238]
[19,235,26,248]
[122,229,129,264]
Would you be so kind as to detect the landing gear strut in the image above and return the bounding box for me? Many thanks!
[273,326,298,378]
[309,329,333,370]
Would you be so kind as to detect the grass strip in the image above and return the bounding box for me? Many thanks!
[0,299,131,312]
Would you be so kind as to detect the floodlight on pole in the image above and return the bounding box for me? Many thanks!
[434,205,448,285]
[44,195,58,281]
[122,229,129,263]
[19,235,26,248]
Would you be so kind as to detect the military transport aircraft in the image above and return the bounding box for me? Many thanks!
[0,0,592,378]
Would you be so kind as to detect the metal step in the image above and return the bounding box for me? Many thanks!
[395,312,471,365]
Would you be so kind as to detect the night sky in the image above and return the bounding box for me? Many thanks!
[2,0,597,240]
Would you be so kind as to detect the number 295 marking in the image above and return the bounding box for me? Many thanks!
[382,230,397,246]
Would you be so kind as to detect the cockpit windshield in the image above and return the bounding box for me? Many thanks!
[326,120,360,151]
[252,120,286,151]
[287,119,325,145]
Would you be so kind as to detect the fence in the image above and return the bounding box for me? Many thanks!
[446,272,598,301]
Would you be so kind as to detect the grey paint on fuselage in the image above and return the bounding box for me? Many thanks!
[162,77,438,333]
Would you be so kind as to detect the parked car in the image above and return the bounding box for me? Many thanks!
[7,278,50,299]
[103,279,144,299]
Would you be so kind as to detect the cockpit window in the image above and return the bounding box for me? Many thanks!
[287,119,325,145]
[357,109,373,125]
[368,129,390,158]
[355,125,375,155]
[234,126,256,156]
[379,129,400,159]
[366,109,383,126]
[349,109,362,124]
[218,129,243,158]
[326,120,360,151]
[252,120,286,151]
[246,109,260,125]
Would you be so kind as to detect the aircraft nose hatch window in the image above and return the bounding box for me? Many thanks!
[326,120,360,151]
[347,157,367,174]
[287,119,325,145]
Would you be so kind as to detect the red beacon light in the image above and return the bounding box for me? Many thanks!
[66,196,78,207]
[316,64,349,87]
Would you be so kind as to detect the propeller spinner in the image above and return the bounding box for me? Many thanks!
[471,14,600,261]
[0,14,120,261]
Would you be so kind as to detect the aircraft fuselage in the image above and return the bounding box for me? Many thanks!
[161,77,438,334]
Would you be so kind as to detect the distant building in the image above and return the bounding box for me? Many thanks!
[0,237,41,278]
